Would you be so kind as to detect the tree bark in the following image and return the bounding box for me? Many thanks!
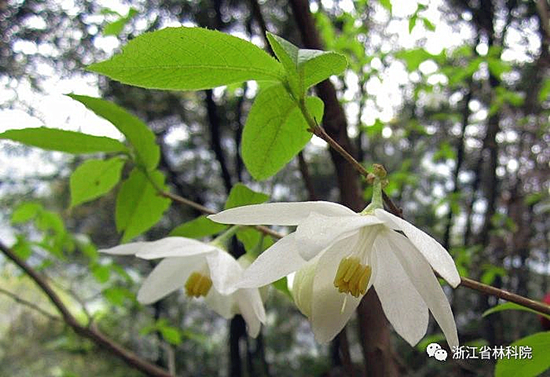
[205,89,234,194]
[443,81,472,250]
[229,315,246,377]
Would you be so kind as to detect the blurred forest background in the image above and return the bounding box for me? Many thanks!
[0,0,549,376]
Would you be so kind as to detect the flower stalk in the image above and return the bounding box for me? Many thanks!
[211,225,241,250]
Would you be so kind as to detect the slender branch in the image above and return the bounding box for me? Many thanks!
[297,151,318,200]
[460,277,550,315]
[0,286,62,322]
[0,240,174,377]
[299,99,402,216]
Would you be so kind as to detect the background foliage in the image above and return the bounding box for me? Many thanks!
[0,0,549,376]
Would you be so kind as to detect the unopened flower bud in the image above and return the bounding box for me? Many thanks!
[372,164,387,179]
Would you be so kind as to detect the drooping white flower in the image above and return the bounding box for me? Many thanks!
[208,201,460,347]
[100,236,266,337]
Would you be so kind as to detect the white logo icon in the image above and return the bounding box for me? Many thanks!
[426,343,447,362]
[434,349,448,361]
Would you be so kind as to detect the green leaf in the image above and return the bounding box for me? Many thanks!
[495,332,550,377]
[100,8,121,16]
[70,157,126,207]
[169,215,227,238]
[91,263,111,284]
[416,333,446,351]
[480,264,506,285]
[159,326,182,345]
[538,78,550,103]
[396,48,434,72]
[0,127,128,154]
[13,235,33,260]
[88,27,283,91]
[242,84,324,180]
[266,33,301,96]
[68,95,160,170]
[224,183,269,209]
[103,286,133,306]
[379,0,392,14]
[80,242,99,262]
[11,202,43,224]
[487,57,511,78]
[433,141,456,162]
[301,49,347,89]
[272,277,292,299]
[36,211,65,234]
[103,8,137,36]
[141,319,183,345]
[524,193,542,206]
[266,33,347,96]
[423,18,436,31]
[409,14,418,33]
[115,169,171,242]
[236,228,264,254]
[483,302,550,320]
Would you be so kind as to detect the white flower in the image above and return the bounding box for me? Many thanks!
[208,201,460,347]
[100,237,266,337]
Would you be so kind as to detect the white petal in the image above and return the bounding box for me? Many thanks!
[311,235,363,344]
[206,249,243,295]
[295,213,385,260]
[100,242,151,255]
[137,256,204,304]
[372,239,429,346]
[234,288,266,338]
[204,288,236,319]
[100,237,216,259]
[385,231,459,349]
[208,201,356,225]
[375,209,461,287]
[236,233,307,288]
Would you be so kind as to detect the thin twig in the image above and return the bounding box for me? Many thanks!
[302,101,402,216]
[0,240,174,377]
[460,277,550,315]
[157,190,282,239]
[0,286,62,322]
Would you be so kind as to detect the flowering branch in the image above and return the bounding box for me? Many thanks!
[294,100,550,317]
[154,184,550,317]
[0,240,174,377]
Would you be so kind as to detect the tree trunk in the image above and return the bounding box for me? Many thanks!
[287,1,399,375]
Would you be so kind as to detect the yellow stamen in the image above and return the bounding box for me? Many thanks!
[343,261,360,283]
[333,257,372,298]
[358,267,372,296]
[334,258,350,283]
[184,272,212,298]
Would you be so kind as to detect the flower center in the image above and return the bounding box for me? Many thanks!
[333,257,372,298]
[184,272,213,298]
